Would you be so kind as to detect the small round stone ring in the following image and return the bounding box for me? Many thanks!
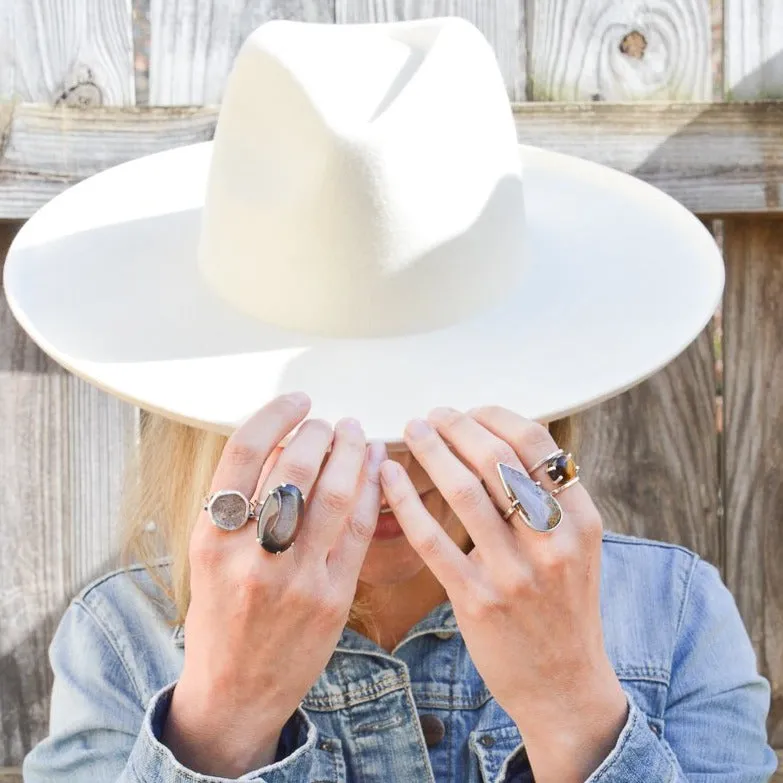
[528,449,581,497]
[203,489,256,531]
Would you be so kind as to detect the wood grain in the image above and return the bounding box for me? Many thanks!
[3,101,783,218]
[336,0,526,100]
[575,323,721,567]
[725,0,783,100]
[148,0,336,105]
[0,0,134,105]
[0,217,139,764]
[527,0,712,101]
[0,104,216,217]
[722,217,783,748]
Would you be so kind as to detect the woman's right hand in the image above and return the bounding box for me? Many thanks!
[161,392,385,777]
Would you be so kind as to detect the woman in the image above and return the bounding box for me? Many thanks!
[9,16,777,783]
[20,394,778,782]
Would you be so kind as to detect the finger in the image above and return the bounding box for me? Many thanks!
[300,417,367,557]
[426,406,537,534]
[379,459,474,594]
[467,406,599,525]
[253,417,335,558]
[197,392,311,538]
[327,440,385,583]
[403,418,517,557]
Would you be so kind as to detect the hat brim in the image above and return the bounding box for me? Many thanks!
[3,141,723,445]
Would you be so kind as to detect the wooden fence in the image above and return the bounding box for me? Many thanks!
[1,2,781,780]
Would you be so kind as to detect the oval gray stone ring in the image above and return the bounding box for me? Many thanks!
[256,483,305,554]
[204,489,254,531]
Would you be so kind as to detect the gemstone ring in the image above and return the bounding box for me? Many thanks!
[528,448,581,496]
[203,489,256,531]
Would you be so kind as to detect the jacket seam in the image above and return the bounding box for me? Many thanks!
[77,556,173,602]
[672,553,701,652]
[72,597,146,705]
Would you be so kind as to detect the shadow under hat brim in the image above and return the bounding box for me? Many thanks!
[3,141,723,445]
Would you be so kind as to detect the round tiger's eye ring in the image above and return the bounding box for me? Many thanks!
[528,449,580,488]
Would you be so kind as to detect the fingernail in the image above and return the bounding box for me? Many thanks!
[405,419,432,441]
[380,460,402,483]
[369,440,387,465]
[285,391,310,406]
[337,417,363,433]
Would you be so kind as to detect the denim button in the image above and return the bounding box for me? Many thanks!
[648,721,661,737]
[419,714,446,747]
[434,630,455,640]
[478,734,496,748]
[318,738,335,752]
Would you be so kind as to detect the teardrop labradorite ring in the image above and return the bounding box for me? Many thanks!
[255,483,305,554]
[497,462,563,533]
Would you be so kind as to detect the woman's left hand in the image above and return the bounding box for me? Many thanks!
[379,406,629,783]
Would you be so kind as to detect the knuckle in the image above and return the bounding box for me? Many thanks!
[579,512,603,544]
[279,458,316,489]
[448,477,486,512]
[464,587,502,619]
[189,529,224,570]
[485,442,519,473]
[223,439,262,469]
[413,531,442,560]
[318,485,353,516]
[535,543,572,576]
[344,512,374,545]
[498,568,531,599]
[519,421,553,452]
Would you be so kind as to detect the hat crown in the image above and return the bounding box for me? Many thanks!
[197,17,526,338]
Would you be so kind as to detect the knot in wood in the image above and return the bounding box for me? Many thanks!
[619,30,647,60]
[55,67,103,108]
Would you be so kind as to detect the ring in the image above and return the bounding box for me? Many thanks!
[497,462,562,533]
[256,483,305,554]
[204,489,256,531]
[528,448,581,492]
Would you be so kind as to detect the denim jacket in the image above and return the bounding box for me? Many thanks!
[24,531,778,782]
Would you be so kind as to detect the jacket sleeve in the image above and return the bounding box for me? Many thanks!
[22,598,319,782]
[581,556,778,782]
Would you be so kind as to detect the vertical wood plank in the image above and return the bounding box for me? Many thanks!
[574,326,721,567]
[722,217,783,747]
[527,0,712,101]
[148,0,336,105]
[0,220,139,764]
[336,1,526,100]
[725,0,783,99]
[0,0,134,105]
[0,0,138,763]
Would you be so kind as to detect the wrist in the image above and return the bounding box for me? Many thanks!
[512,672,629,783]
[161,677,287,776]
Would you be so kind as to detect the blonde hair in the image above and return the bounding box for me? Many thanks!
[120,411,579,640]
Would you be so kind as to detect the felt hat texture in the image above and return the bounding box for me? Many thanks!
[3,17,724,445]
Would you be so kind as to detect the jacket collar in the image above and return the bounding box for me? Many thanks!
[171,598,459,654]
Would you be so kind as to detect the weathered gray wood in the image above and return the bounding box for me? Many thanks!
[3,101,783,218]
[0,771,22,782]
[527,0,712,101]
[0,0,134,105]
[725,0,783,100]
[0,218,139,764]
[148,0,336,105]
[0,104,216,217]
[722,217,783,748]
[336,1,526,100]
[575,323,721,566]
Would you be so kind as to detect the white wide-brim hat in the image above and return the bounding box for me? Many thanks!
[3,18,723,445]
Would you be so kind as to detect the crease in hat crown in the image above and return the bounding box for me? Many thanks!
[197,17,527,339]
